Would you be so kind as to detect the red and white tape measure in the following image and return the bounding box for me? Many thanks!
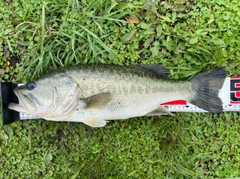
[161,77,240,112]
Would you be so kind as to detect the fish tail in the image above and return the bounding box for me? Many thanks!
[190,68,226,112]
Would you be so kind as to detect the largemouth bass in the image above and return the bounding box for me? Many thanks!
[8,64,226,127]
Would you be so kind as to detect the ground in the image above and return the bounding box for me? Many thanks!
[0,0,240,178]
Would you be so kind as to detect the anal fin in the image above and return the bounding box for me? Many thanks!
[145,105,174,116]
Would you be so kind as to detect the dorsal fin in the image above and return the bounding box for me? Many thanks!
[132,64,169,78]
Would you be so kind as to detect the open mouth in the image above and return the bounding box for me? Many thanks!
[8,89,36,114]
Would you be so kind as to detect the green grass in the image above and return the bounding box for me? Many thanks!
[1,0,240,178]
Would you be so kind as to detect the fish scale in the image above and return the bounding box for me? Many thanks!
[8,64,226,127]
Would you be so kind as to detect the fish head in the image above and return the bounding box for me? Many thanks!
[8,73,81,120]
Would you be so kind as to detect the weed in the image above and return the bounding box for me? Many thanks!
[1,0,240,178]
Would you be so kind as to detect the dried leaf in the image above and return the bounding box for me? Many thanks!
[4,45,9,58]
[0,69,5,74]
[126,16,139,24]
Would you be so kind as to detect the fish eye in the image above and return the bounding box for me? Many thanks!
[27,81,36,90]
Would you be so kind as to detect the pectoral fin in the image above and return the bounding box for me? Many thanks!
[82,118,108,127]
[84,92,112,109]
[145,105,174,116]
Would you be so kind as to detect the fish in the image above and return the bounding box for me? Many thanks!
[8,64,226,127]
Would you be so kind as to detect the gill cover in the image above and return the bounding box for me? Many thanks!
[9,73,81,120]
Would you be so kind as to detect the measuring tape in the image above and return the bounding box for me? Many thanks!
[161,77,240,112]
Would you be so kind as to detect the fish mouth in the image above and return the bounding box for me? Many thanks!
[8,89,37,114]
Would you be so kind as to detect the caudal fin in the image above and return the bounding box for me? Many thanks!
[190,68,226,112]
